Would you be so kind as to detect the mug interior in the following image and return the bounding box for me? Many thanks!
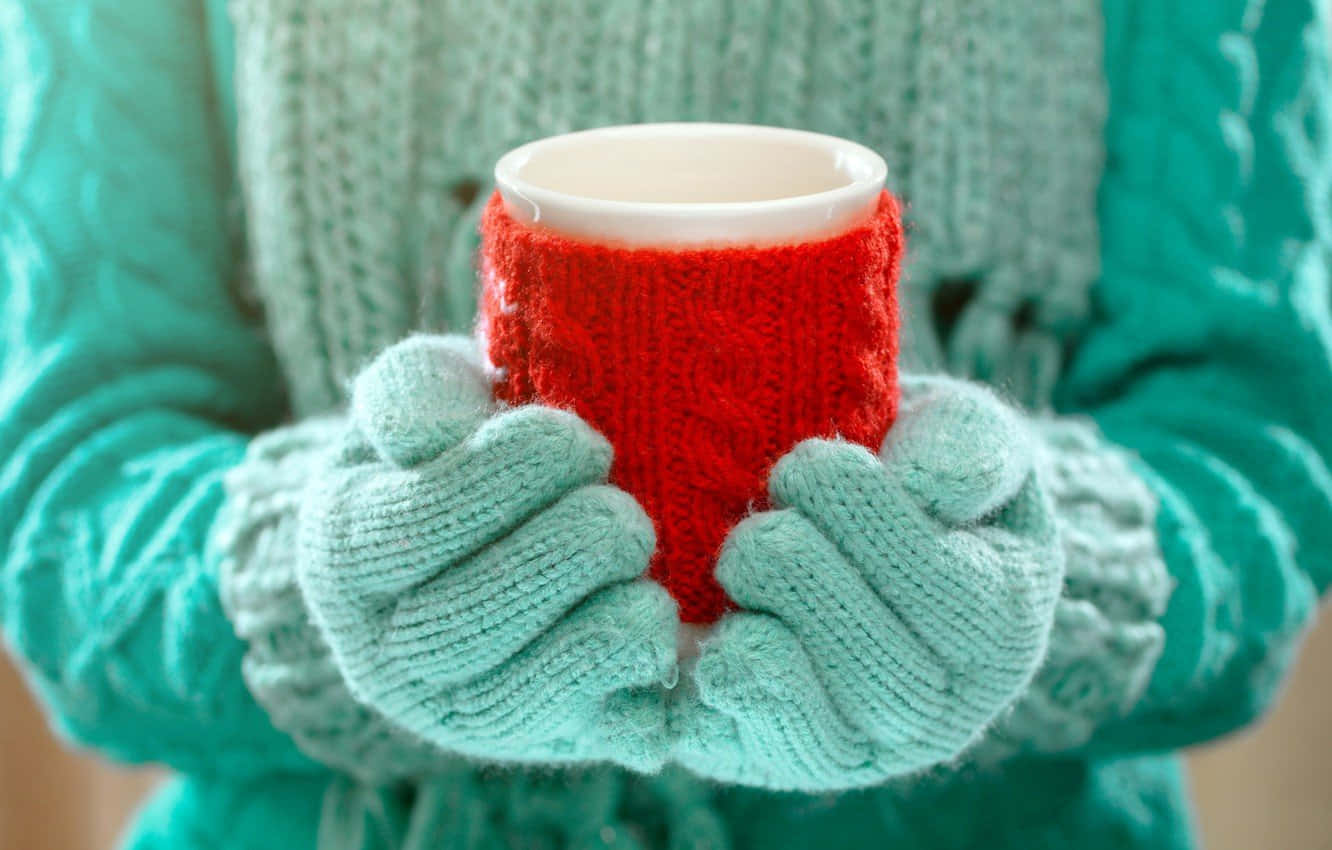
[494,123,888,246]
[514,132,871,203]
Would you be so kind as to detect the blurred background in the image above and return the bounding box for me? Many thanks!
[0,612,1328,849]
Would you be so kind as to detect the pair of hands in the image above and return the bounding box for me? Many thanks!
[298,336,1063,791]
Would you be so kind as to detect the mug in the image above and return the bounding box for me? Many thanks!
[479,123,903,625]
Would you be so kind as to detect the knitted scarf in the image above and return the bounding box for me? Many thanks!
[231,0,1106,417]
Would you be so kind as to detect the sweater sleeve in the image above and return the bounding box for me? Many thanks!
[0,0,314,775]
[1056,0,1332,752]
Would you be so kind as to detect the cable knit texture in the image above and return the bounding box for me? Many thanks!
[479,191,902,623]
[126,758,1200,850]
[0,0,308,778]
[2,0,1331,848]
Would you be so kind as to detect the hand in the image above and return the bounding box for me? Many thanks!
[671,376,1064,791]
[296,335,678,772]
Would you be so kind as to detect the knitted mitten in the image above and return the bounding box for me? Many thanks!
[671,375,1066,791]
[972,418,1172,760]
[219,335,678,778]
[219,417,452,780]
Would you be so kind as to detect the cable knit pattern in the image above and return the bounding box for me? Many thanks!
[4,0,1332,848]
[0,0,306,778]
[230,0,1105,416]
[1059,0,1332,754]
[479,192,902,623]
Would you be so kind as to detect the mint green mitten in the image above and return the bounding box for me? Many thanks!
[304,335,679,770]
[224,335,678,777]
[671,376,1065,791]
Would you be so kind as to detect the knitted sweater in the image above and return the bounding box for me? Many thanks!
[1,1,1330,849]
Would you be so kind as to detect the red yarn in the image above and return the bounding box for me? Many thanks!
[479,191,903,623]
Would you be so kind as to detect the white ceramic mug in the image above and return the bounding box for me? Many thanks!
[482,123,898,655]
[493,122,887,247]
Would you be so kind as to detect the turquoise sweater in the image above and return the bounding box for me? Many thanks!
[1,0,1330,848]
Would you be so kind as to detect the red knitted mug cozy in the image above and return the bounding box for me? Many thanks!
[479,190,903,623]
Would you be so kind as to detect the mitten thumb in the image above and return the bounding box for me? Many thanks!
[883,375,1033,524]
[350,335,493,467]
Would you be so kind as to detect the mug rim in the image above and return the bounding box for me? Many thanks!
[493,122,889,247]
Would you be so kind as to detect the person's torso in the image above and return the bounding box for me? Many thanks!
[130,754,1196,850]
[199,3,1158,847]
[229,0,1107,417]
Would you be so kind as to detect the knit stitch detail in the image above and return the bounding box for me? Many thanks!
[479,192,902,623]
[217,336,682,778]
[976,418,1171,759]
[0,0,301,779]
[4,0,1328,845]
[682,378,1067,787]
[279,337,679,772]
[229,0,1106,417]
[217,417,453,781]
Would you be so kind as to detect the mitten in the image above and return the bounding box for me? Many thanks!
[222,335,678,778]
[970,418,1171,760]
[671,375,1064,791]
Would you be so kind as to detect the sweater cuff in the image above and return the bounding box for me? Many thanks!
[215,418,449,782]
[975,417,1173,758]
